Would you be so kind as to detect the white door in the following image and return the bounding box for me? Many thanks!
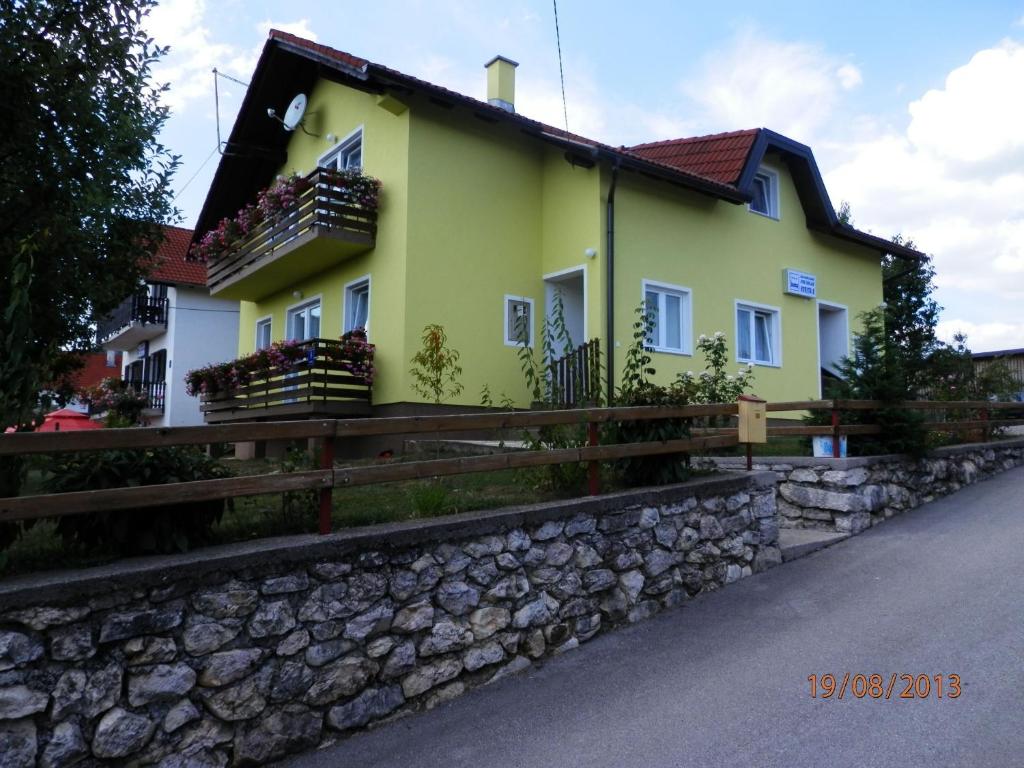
[818,302,849,393]
[544,269,585,356]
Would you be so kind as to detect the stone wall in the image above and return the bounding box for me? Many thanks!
[714,438,1024,534]
[0,472,778,767]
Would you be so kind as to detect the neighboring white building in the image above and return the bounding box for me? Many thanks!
[98,226,239,427]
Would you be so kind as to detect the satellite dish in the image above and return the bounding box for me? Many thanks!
[282,93,307,131]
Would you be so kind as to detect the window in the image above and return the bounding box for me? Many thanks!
[749,168,779,219]
[147,349,167,383]
[642,280,692,354]
[344,278,370,334]
[736,302,781,366]
[287,300,321,342]
[255,317,272,350]
[504,295,534,347]
[320,129,362,171]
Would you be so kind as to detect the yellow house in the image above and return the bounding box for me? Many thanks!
[191,30,922,421]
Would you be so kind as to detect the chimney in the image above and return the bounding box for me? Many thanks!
[485,55,518,113]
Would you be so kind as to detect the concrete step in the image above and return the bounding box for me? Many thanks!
[779,528,850,562]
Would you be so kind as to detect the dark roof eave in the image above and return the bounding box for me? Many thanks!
[369,67,746,203]
[826,223,926,261]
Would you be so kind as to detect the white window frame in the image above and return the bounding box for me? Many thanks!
[503,295,535,347]
[641,279,693,355]
[748,165,780,219]
[254,315,273,350]
[318,125,364,171]
[735,300,782,367]
[285,295,323,342]
[343,275,371,336]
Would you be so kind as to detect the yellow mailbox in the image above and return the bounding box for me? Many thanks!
[737,394,767,444]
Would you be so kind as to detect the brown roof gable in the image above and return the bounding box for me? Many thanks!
[628,129,760,186]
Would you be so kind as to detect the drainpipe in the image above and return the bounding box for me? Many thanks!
[605,162,620,403]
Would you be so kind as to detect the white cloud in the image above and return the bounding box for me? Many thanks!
[256,19,318,42]
[680,26,862,144]
[906,40,1024,169]
[837,64,863,90]
[824,38,1024,350]
[936,319,1024,352]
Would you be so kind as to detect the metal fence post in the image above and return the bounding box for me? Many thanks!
[318,432,335,535]
[587,419,600,496]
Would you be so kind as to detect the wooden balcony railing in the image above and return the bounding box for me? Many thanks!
[200,338,372,423]
[206,168,378,298]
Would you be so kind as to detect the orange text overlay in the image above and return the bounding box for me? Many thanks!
[808,674,962,700]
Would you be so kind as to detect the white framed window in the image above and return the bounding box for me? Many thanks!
[286,298,321,342]
[344,276,370,335]
[748,167,780,219]
[255,316,272,350]
[504,295,534,347]
[736,301,782,367]
[319,127,363,171]
[642,280,692,355]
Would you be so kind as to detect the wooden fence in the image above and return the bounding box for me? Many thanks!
[547,339,601,407]
[1,399,1022,536]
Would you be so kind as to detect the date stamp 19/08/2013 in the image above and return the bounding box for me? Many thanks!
[808,674,962,700]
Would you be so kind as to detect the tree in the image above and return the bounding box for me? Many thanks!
[0,1,177,497]
[409,325,464,404]
[882,235,942,391]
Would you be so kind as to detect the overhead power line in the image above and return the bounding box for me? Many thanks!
[553,0,569,133]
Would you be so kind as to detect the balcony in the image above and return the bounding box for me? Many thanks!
[97,294,168,350]
[205,168,378,302]
[125,380,167,414]
[199,338,372,423]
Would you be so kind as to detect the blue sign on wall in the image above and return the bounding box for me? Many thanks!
[783,269,816,298]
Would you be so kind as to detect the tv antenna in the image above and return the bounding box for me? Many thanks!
[267,92,318,136]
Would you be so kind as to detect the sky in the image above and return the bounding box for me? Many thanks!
[150,0,1024,352]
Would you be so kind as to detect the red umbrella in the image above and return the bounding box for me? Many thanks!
[35,408,104,432]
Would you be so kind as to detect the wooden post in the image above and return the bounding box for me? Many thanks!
[318,435,335,535]
[980,406,990,442]
[746,442,752,471]
[831,402,841,459]
[587,420,600,496]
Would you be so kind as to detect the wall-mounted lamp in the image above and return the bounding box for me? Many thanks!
[292,290,303,300]
[325,133,337,144]
[584,248,597,259]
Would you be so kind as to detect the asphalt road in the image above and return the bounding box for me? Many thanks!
[282,467,1024,768]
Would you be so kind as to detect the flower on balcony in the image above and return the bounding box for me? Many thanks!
[189,171,380,263]
[184,336,375,398]
[329,328,377,385]
[79,377,150,425]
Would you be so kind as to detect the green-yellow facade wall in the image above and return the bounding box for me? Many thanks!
[611,153,882,403]
[231,75,882,410]
[236,79,412,406]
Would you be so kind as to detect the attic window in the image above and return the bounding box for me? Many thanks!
[749,168,779,219]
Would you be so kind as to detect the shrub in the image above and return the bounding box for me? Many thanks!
[409,324,464,404]
[607,303,693,487]
[810,308,927,456]
[44,447,230,555]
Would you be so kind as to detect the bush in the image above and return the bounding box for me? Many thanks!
[810,309,927,457]
[44,447,230,555]
[607,304,693,486]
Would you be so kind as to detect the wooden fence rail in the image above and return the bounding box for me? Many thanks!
[1,399,1022,534]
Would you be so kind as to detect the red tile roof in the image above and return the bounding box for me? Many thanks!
[146,225,206,286]
[627,129,760,185]
[69,351,122,389]
[265,30,744,198]
[269,29,368,71]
